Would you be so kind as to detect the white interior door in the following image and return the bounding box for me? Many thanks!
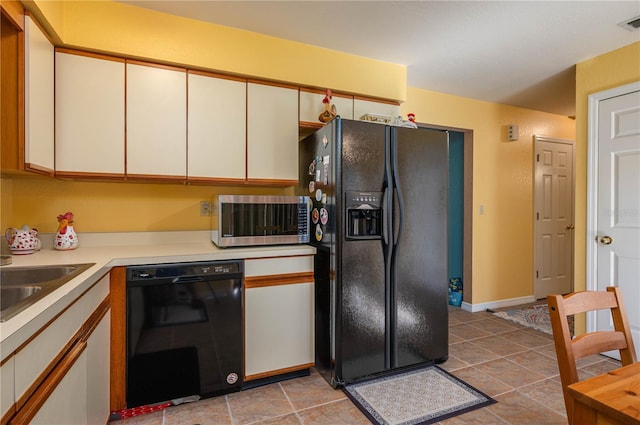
[588,84,640,360]
[533,136,575,299]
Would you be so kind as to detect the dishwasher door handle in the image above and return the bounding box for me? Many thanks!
[172,276,204,284]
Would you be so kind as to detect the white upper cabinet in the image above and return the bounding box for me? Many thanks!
[187,72,246,182]
[353,98,401,121]
[299,89,354,124]
[55,51,125,176]
[247,82,299,182]
[24,16,54,174]
[126,62,187,179]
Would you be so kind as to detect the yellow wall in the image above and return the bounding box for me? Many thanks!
[29,0,406,102]
[402,89,576,305]
[1,175,292,233]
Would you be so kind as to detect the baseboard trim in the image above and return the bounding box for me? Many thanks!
[460,295,537,313]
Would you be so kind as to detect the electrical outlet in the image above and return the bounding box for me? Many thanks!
[200,201,212,216]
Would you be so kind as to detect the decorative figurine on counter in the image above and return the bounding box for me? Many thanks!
[318,89,337,123]
[55,212,79,250]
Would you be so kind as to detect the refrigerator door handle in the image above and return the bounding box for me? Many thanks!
[391,136,404,247]
[382,187,389,245]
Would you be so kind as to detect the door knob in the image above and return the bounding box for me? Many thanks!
[566,224,575,230]
[599,236,613,245]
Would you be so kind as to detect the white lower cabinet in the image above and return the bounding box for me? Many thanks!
[30,349,89,425]
[86,311,110,424]
[244,256,315,380]
[1,356,15,421]
[7,275,111,424]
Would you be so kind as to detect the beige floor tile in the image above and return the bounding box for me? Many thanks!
[297,399,371,425]
[488,391,568,425]
[164,396,231,425]
[451,367,512,397]
[280,373,346,410]
[438,355,470,372]
[448,341,500,366]
[498,329,552,348]
[438,406,509,424]
[506,349,560,377]
[449,323,492,340]
[474,358,546,388]
[254,412,303,424]
[516,378,567,417]
[471,318,520,335]
[580,358,622,375]
[226,384,294,424]
[469,334,529,357]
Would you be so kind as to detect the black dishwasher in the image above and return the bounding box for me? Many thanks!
[126,260,243,407]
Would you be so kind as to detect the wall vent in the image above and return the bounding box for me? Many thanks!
[618,15,640,31]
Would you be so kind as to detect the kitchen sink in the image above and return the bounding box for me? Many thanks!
[0,263,95,322]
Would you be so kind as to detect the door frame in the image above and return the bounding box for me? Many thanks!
[533,135,576,299]
[586,81,640,332]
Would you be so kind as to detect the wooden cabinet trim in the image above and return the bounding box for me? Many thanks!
[0,1,24,30]
[244,362,314,382]
[188,69,246,83]
[245,178,298,187]
[109,267,127,411]
[11,340,87,425]
[24,163,53,176]
[55,47,126,63]
[186,176,247,185]
[245,272,314,289]
[300,87,354,100]
[354,95,400,106]
[55,171,126,181]
[247,79,298,91]
[126,59,187,73]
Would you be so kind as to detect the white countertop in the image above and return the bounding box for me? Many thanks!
[0,231,315,359]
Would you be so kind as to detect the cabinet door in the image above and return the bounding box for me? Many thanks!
[245,282,314,378]
[1,356,14,421]
[55,51,125,176]
[126,62,186,179]
[247,82,299,182]
[187,72,246,181]
[86,311,110,425]
[28,349,88,425]
[299,89,354,124]
[353,98,401,121]
[24,16,54,174]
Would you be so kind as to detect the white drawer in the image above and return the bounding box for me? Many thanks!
[244,255,313,277]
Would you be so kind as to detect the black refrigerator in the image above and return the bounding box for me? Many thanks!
[299,117,449,387]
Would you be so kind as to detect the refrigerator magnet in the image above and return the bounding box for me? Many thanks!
[315,188,323,202]
[322,193,327,204]
[316,169,321,182]
[315,224,323,241]
[308,161,315,175]
[322,135,328,148]
[308,181,315,193]
[312,208,319,224]
[320,208,328,225]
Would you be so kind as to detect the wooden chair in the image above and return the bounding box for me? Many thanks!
[547,286,637,425]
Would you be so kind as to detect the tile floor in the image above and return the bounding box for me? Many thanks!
[114,306,622,425]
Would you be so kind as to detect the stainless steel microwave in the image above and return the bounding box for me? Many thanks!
[211,195,310,248]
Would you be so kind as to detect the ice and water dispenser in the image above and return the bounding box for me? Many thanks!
[345,191,383,239]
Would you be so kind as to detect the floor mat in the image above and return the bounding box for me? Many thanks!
[343,365,496,425]
[492,303,554,334]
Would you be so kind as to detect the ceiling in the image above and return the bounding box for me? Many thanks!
[119,1,640,117]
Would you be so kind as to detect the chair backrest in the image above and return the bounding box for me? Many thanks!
[547,286,637,425]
